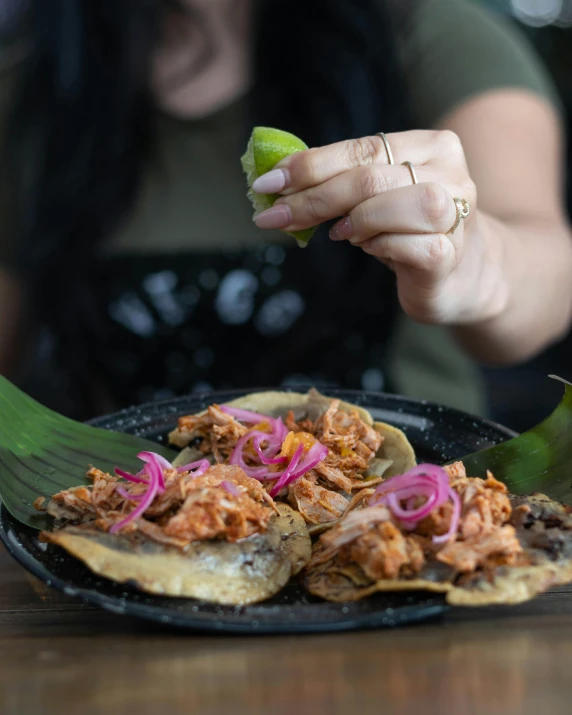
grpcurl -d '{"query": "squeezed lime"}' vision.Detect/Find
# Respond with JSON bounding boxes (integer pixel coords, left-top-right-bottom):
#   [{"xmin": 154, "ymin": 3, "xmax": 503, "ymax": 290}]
[{"xmin": 241, "ymin": 126, "xmax": 317, "ymax": 248}]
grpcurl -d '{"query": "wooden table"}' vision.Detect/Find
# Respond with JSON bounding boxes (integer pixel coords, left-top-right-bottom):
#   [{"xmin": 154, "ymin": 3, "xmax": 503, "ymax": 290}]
[{"xmin": 2, "ymin": 543, "xmax": 572, "ymax": 715}]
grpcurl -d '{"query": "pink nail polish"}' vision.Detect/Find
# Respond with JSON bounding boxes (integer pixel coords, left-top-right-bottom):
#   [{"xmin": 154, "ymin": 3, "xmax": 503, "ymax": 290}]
[
  {"xmin": 329, "ymin": 216, "xmax": 353, "ymax": 241},
  {"xmin": 254, "ymin": 204, "xmax": 292, "ymax": 230},
  {"xmin": 252, "ymin": 169, "xmax": 289, "ymax": 194}
]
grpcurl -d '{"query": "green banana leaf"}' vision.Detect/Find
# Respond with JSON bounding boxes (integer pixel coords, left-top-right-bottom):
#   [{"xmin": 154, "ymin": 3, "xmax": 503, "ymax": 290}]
[
  {"xmin": 0, "ymin": 376, "xmax": 177, "ymax": 530},
  {"xmin": 458, "ymin": 376, "xmax": 572, "ymax": 502}
]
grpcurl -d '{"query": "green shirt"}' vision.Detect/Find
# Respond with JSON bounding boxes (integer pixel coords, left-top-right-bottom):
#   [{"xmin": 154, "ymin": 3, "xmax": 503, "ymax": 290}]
[{"xmin": 0, "ymin": 0, "xmax": 561, "ymax": 415}]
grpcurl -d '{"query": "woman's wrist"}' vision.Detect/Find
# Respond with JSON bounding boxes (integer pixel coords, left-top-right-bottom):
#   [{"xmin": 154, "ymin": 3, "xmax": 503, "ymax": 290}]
[{"xmin": 450, "ymin": 214, "xmax": 572, "ymax": 363}]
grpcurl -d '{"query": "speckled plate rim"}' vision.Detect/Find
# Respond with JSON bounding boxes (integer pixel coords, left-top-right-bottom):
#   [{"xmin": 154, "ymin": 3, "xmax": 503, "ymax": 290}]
[
  {"xmin": 0, "ymin": 387, "xmax": 518, "ymax": 634},
  {"xmin": 86, "ymin": 386, "xmax": 518, "ymax": 446}
]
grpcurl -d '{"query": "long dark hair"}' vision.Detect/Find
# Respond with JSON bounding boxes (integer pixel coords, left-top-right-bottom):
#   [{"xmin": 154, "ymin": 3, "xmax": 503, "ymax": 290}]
[{"xmin": 4, "ymin": 0, "xmax": 411, "ymax": 411}]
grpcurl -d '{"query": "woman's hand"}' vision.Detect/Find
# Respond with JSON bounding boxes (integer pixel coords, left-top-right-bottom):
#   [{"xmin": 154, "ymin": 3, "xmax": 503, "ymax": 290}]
[
  {"xmin": 251, "ymin": 130, "xmax": 505, "ymax": 327},
  {"xmin": 251, "ymin": 90, "xmax": 572, "ymax": 367}
]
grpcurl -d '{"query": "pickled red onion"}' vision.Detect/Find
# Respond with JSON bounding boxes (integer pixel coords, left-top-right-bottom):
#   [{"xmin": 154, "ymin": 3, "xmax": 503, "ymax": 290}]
[
  {"xmin": 268, "ymin": 444, "xmax": 305, "ymax": 497},
  {"xmin": 115, "ymin": 451, "xmax": 173, "ymax": 489},
  {"xmin": 143, "ymin": 452, "xmax": 172, "ymax": 471},
  {"xmin": 253, "ymin": 440, "xmax": 288, "ymax": 465},
  {"xmin": 176, "ymin": 459, "xmax": 210, "ymax": 476},
  {"xmin": 229, "ymin": 421, "xmax": 287, "ymax": 477},
  {"xmin": 220, "ymin": 406, "xmax": 272, "ymax": 423},
  {"xmin": 114, "ymin": 468, "xmax": 148, "ymax": 484},
  {"xmin": 385, "ymin": 485, "xmax": 439, "ymax": 524},
  {"xmin": 221, "ymin": 480, "xmax": 241, "ymax": 497},
  {"xmin": 283, "ymin": 441, "xmax": 328, "ymax": 486},
  {"xmin": 223, "ymin": 406, "xmax": 327, "ymax": 490},
  {"xmin": 110, "ymin": 455, "xmax": 163, "ymax": 533},
  {"xmin": 116, "ymin": 485, "xmax": 145, "ymax": 501},
  {"xmin": 138, "ymin": 451, "xmax": 170, "ymax": 491},
  {"xmin": 433, "ymin": 487, "xmax": 461, "ymax": 544},
  {"xmin": 370, "ymin": 464, "xmax": 460, "ymax": 544},
  {"xmin": 371, "ymin": 465, "xmax": 449, "ymax": 508},
  {"xmin": 229, "ymin": 430, "xmax": 277, "ymax": 479},
  {"xmin": 112, "ymin": 452, "xmax": 183, "ymax": 531}
]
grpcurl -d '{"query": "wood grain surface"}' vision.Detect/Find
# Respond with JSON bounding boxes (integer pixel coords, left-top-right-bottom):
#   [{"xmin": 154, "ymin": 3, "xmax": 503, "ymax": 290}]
[{"xmin": 1, "ymin": 543, "xmax": 572, "ymax": 715}]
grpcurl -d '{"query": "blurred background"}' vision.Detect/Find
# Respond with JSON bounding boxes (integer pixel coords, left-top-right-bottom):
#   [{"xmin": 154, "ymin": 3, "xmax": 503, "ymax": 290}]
[{"xmin": 1, "ymin": 0, "xmax": 571, "ymax": 431}]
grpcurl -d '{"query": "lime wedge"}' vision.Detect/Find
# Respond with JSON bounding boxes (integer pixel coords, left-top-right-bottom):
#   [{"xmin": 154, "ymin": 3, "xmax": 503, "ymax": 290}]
[{"xmin": 241, "ymin": 126, "xmax": 317, "ymax": 248}]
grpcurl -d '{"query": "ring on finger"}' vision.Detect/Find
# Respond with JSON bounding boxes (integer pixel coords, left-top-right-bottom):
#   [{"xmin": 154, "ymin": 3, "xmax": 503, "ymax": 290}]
[
  {"xmin": 401, "ymin": 161, "xmax": 419, "ymax": 185},
  {"xmin": 376, "ymin": 133, "xmax": 395, "ymax": 165},
  {"xmin": 448, "ymin": 197, "xmax": 471, "ymax": 234}
]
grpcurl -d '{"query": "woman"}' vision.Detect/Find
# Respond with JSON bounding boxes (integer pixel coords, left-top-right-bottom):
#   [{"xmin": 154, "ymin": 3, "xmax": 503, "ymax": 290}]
[{"xmin": 0, "ymin": 0, "xmax": 569, "ymax": 420}]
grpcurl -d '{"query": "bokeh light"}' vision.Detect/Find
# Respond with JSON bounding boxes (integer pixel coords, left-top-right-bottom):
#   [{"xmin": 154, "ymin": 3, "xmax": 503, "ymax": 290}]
[{"xmin": 510, "ymin": 0, "xmax": 572, "ymax": 26}]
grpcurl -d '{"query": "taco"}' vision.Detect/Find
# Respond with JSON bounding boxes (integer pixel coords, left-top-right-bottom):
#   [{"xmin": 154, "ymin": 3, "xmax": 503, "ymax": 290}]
[
  {"xmin": 168, "ymin": 389, "xmax": 416, "ymax": 531},
  {"xmin": 303, "ymin": 461, "xmax": 572, "ymax": 606},
  {"xmin": 36, "ymin": 457, "xmax": 311, "ymax": 605}
]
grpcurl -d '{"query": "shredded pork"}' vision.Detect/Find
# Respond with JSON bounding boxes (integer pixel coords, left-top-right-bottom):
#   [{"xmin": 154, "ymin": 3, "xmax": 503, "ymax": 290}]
[
  {"xmin": 346, "ymin": 522, "xmax": 427, "ymax": 580},
  {"xmin": 308, "ymin": 461, "xmax": 526, "ymax": 582},
  {"xmin": 170, "ymin": 405, "xmax": 248, "ymax": 461},
  {"xmin": 37, "ymin": 464, "xmax": 275, "ymax": 548},
  {"xmin": 286, "ymin": 400, "xmax": 383, "ymax": 474},
  {"xmin": 288, "ymin": 474, "xmax": 349, "ymax": 525},
  {"xmin": 279, "ymin": 400, "xmax": 384, "ymax": 522},
  {"xmin": 168, "ymin": 398, "xmax": 386, "ymax": 526},
  {"xmin": 436, "ymin": 526, "xmax": 522, "ymax": 573}
]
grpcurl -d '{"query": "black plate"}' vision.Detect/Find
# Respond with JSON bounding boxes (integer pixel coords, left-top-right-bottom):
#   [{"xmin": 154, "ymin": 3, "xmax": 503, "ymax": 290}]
[{"xmin": 0, "ymin": 388, "xmax": 517, "ymax": 634}]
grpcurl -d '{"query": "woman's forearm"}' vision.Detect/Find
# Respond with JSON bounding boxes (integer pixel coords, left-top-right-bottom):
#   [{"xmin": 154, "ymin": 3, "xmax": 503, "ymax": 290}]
[{"xmin": 451, "ymin": 213, "xmax": 572, "ymax": 365}]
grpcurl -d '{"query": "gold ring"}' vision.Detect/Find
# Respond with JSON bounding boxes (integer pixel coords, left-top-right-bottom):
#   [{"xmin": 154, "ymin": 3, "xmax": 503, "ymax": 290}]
[
  {"xmin": 402, "ymin": 161, "xmax": 418, "ymax": 185},
  {"xmin": 448, "ymin": 197, "xmax": 471, "ymax": 234},
  {"xmin": 376, "ymin": 132, "xmax": 395, "ymax": 165}
]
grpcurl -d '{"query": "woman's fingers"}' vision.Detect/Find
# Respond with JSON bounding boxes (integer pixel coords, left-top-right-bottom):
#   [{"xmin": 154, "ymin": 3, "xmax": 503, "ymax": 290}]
[
  {"xmin": 251, "ymin": 130, "xmax": 464, "ymax": 196},
  {"xmin": 330, "ymin": 183, "xmax": 460, "ymax": 242},
  {"xmin": 254, "ymin": 163, "xmax": 446, "ymax": 232},
  {"xmin": 359, "ymin": 231, "xmax": 459, "ymax": 279}
]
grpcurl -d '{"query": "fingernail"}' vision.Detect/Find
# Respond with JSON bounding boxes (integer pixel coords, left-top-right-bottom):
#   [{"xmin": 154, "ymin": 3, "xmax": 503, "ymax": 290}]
[
  {"xmin": 329, "ymin": 216, "xmax": 353, "ymax": 241},
  {"xmin": 254, "ymin": 204, "xmax": 292, "ymax": 229},
  {"xmin": 252, "ymin": 169, "xmax": 289, "ymax": 194}
]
